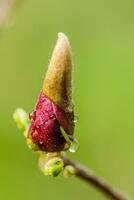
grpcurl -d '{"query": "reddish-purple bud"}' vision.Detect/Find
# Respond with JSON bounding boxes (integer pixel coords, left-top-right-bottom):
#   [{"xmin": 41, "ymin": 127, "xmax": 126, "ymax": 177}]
[
  {"xmin": 28, "ymin": 33, "xmax": 74, "ymax": 152},
  {"xmin": 29, "ymin": 92, "xmax": 74, "ymax": 152}
]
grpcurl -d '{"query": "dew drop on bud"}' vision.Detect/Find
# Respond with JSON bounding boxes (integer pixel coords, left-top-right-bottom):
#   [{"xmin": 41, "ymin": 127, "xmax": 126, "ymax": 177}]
[
  {"xmin": 69, "ymin": 137, "xmax": 79, "ymax": 153},
  {"xmin": 73, "ymin": 115, "xmax": 78, "ymax": 124}
]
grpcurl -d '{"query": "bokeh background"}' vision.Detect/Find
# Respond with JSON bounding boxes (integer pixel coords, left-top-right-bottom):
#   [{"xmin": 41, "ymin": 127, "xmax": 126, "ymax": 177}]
[{"xmin": 0, "ymin": 0, "xmax": 134, "ymax": 199}]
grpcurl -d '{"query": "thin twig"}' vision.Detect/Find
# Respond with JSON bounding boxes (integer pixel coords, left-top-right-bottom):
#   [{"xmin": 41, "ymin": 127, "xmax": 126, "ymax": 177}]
[{"xmin": 63, "ymin": 156, "xmax": 130, "ymax": 200}]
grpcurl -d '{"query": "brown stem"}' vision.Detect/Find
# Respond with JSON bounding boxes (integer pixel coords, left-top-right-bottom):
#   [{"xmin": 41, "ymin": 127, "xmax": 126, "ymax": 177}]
[{"xmin": 63, "ymin": 156, "xmax": 130, "ymax": 200}]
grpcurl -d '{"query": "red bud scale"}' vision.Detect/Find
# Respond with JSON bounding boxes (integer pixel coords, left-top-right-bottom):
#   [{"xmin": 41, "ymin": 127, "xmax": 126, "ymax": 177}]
[{"xmin": 28, "ymin": 33, "xmax": 75, "ymax": 152}]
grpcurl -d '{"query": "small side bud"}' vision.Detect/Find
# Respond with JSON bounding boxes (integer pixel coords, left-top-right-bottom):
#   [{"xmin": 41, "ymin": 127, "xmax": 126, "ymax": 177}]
[
  {"xmin": 13, "ymin": 108, "xmax": 29, "ymax": 133},
  {"xmin": 43, "ymin": 157, "xmax": 63, "ymax": 177},
  {"xmin": 63, "ymin": 165, "xmax": 76, "ymax": 178},
  {"xmin": 39, "ymin": 152, "xmax": 63, "ymax": 177}
]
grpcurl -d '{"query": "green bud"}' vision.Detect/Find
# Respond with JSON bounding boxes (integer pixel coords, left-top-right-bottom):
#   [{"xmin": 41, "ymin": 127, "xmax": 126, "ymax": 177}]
[
  {"xmin": 43, "ymin": 157, "xmax": 63, "ymax": 177},
  {"xmin": 13, "ymin": 108, "xmax": 29, "ymax": 133},
  {"xmin": 63, "ymin": 165, "xmax": 76, "ymax": 178}
]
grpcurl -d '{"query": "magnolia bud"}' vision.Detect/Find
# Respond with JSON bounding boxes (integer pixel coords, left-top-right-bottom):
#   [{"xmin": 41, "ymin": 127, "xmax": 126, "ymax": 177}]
[{"xmin": 28, "ymin": 33, "xmax": 75, "ymax": 152}]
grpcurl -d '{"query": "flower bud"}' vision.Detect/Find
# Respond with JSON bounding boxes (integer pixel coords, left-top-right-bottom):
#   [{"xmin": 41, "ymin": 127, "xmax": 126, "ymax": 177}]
[
  {"xmin": 63, "ymin": 165, "xmax": 76, "ymax": 178},
  {"xmin": 39, "ymin": 152, "xmax": 63, "ymax": 177},
  {"xmin": 28, "ymin": 33, "xmax": 75, "ymax": 152}
]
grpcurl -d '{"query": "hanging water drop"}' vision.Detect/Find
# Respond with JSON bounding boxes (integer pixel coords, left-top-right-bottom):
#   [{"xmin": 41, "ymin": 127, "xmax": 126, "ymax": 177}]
[
  {"xmin": 73, "ymin": 115, "xmax": 78, "ymax": 123},
  {"xmin": 69, "ymin": 137, "xmax": 79, "ymax": 153}
]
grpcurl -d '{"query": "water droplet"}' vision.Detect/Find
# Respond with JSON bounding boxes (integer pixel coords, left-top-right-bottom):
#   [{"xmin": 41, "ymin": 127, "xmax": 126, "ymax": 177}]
[
  {"xmin": 74, "ymin": 115, "xmax": 78, "ymax": 123},
  {"xmin": 29, "ymin": 110, "xmax": 36, "ymax": 120},
  {"xmin": 39, "ymin": 141, "xmax": 43, "ymax": 145},
  {"xmin": 69, "ymin": 137, "xmax": 79, "ymax": 153},
  {"xmin": 50, "ymin": 114, "xmax": 55, "ymax": 119}
]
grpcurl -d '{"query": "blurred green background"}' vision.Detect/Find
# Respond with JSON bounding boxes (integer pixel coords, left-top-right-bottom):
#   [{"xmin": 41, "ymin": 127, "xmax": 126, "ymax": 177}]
[{"xmin": 0, "ymin": 0, "xmax": 134, "ymax": 199}]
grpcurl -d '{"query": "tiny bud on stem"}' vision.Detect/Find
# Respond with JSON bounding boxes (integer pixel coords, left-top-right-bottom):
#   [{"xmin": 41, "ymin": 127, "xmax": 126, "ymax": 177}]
[
  {"xmin": 63, "ymin": 165, "xmax": 76, "ymax": 178},
  {"xmin": 13, "ymin": 108, "xmax": 29, "ymax": 133},
  {"xmin": 39, "ymin": 152, "xmax": 63, "ymax": 177}
]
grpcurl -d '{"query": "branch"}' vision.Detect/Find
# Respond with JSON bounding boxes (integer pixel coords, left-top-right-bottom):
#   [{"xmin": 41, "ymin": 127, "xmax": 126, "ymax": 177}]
[{"xmin": 63, "ymin": 156, "xmax": 130, "ymax": 200}]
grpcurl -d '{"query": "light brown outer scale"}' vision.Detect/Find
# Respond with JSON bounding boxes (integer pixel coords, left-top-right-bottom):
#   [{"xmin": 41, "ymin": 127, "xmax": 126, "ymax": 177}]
[{"xmin": 43, "ymin": 32, "xmax": 74, "ymax": 113}]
